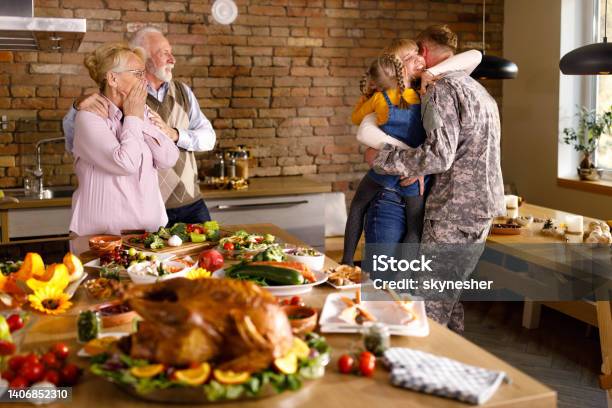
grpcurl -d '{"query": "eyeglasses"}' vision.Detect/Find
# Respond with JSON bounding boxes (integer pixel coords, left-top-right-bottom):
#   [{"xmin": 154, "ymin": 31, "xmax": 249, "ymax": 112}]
[{"xmin": 113, "ymin": 69, "xmax": 146, "ymax": 79}]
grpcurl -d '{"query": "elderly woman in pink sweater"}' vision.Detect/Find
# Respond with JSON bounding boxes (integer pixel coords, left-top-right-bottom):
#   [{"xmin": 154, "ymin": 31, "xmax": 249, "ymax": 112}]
[{"xmin": 70, "ymin": 43, "xmax": 179, "ymax": 236}]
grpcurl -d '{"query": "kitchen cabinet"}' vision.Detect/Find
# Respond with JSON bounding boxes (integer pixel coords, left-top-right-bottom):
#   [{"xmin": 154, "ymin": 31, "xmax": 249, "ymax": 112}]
[
  {"xmin": 207, "ymin": 193, "xmax": 326, "ymax": 251},
  {"xmin": 5, "ymin": 207, "xmax": 72, "ymax": 240}
]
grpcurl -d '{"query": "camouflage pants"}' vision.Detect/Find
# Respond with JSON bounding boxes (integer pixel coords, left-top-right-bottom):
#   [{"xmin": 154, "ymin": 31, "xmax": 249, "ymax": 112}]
[{"xmin": 419, "ymin": 219, "xmax": 491, "ymax": 334}]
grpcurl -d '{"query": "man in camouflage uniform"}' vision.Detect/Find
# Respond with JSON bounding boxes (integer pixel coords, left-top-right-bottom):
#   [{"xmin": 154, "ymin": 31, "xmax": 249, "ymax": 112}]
[{"xmin": 365, "ymin": 25, "xmax": 505, "ymax": 333}]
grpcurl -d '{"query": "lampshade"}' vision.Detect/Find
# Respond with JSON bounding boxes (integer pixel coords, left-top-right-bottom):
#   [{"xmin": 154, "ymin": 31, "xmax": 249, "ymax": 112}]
[
  {"xmin": 473, "ymin": 0, "xmax": 519, "ymax": 80},
  {"xmin": 559, "ymin": 41, "xmax": 612, "ymax": 75},
  {"xmin": 471, "ymin": 53, "xmax": 519, "ymax": 80}
]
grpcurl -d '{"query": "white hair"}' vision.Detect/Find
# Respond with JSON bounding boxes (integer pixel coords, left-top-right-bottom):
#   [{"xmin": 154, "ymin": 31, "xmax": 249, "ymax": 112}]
[{"xmin": 129, "ymin": 26, "xmax": 164, "ymax": 59}]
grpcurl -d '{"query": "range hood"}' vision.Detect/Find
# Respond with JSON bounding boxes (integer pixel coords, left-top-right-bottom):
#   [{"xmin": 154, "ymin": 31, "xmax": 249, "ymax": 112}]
[{"xmin": 0, "ymin": 0, "xmax": 86, "ymax": 52}]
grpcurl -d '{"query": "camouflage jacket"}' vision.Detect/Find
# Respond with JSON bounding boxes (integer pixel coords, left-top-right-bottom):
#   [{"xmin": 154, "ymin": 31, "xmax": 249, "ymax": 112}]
[{"xmin": 372, "ymin": 71, "xmax": 505, "ymax": 221}]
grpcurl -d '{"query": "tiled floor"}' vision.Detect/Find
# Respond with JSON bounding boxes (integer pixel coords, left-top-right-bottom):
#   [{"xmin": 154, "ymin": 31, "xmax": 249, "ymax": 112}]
[{"xmin": 463, "ymin": 301, "xmax": 606, "ymax": 408}]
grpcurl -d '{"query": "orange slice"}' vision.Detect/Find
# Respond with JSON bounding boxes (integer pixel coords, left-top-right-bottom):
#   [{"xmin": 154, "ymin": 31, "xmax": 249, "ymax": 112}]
[
  {"xmin": 175, "ymin": 363, "xmax": 211, "ymax": 385},
  {"xmin": 274, "ymin": 352, "xmax": 297, "ymax": 374},
  {"xmin": 213, "ymin": 369, "xmax": 250, "ymax": 385},
  {"xmin": 130, "ymin": 364, "xmax": 165, "ymax": 379},
  {"xmin": 290, "ymin": 337, "xmax": 310, "ymax": 360},
  {"xmin": 83, "ymin": 337, "xmax": 118, "ymax": 356}
]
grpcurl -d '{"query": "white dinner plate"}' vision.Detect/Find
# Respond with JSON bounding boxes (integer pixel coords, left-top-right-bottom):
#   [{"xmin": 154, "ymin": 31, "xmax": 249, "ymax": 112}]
[
  {"xmin": 318, "ymin": 292, "xmax": 429, "ymax": 337},
  {"xmin": 212, "ymin": 268, "xmax": 328, "ymax": 296},
  {"xmin": 65, "ymin": 272, "xmax": 88, "ymax": 299},
  {"xmin": 84, "ymin": 253, "xmax": 175, "ymax": 270}
]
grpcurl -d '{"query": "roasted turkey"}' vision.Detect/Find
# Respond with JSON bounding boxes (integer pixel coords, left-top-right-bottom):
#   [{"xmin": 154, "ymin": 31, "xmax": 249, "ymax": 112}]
[{"xmin": 122, "ymin": 277, "xmax": 294, "ymax": 373}]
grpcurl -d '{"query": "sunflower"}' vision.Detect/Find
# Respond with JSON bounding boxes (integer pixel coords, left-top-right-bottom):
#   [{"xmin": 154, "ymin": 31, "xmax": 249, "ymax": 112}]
[
  {"xmin": 28, "ymin": 286, "xmax": 72, "ymax": 315},
  {"xmin": 186, "ymin": 268, "xmax": 211, "ymax": 280}
]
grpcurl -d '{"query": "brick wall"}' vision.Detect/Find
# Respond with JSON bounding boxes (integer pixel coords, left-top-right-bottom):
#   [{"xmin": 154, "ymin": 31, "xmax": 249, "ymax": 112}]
[{"xmin": 0, "ymin": 0, "xmax": 504, "ymax": 204}]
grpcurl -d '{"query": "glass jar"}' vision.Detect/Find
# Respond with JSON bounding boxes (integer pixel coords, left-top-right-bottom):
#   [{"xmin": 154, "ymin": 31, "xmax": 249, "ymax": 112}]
[
  {"xmin": 77, "ymin": 310, "xmax": 100, "ymax": 343},
  {"xmin": 224, "ymin": 151, "xmax": 236, "ymax": 178},
  {"xmin": 234, "ymin": 145, "xmax": 250, "ymax": 180},
  {"xmin": 362, "ymin": 322, "xmax": 390, "ymax": 356}
]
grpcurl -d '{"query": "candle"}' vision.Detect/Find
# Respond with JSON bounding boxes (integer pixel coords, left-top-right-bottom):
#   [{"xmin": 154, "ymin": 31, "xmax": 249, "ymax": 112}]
[
  {"xmin": 507, "ymin": 208, "xmax": 519, "ymax": 219},
  {"xmin": 505, "ymin": 195, "xmax": 519, "ymax": 209},
  {"xmin": 565, "ymin": 215, "xmax": 584, "ymax": 234}
]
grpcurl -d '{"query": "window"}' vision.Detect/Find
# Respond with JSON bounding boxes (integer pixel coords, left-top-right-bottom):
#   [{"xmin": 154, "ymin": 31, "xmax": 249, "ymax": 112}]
[{"xmin": 596, "ymin": 0, "xmax": 612, "ymax": 170}]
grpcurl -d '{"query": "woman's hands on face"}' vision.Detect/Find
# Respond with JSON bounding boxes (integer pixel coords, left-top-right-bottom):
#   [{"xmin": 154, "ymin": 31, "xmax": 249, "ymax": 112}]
[
  {"xmin": 123, "ymin": 79, "xmax": 147, "ymax": 119},
  {"xmin": 148, "ymin": 110, "xmax": 179, "ymax": 142}
]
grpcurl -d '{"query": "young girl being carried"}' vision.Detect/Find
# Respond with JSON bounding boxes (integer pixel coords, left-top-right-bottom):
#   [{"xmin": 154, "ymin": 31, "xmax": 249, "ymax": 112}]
[{"xmin": 341, "ymin": 40, "xmax": 482, "ymax": 265}]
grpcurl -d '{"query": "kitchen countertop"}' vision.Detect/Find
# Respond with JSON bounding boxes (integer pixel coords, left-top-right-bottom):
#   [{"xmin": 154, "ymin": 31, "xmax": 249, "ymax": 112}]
[
  {"xmin": 0, "ymin": 176, "xmax": 332, "ymax": 210},
  {"xmin": 14, "ymin": 223, "xmax": 555, "ymax": 408}
]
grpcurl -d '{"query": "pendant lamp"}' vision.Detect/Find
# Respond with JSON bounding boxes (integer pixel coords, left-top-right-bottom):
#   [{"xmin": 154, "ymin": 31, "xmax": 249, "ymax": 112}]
[
  {"xmin": 471, "ymin": 0, "xmax": 519, "ymax": 80},
  {"xmin": 560, "ymin": 0, "xmax": 611, "ymax": 75}
]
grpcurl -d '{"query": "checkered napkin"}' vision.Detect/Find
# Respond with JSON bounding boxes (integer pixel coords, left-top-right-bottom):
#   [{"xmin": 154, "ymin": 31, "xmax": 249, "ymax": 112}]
[{"xmin": 383, "ymin": 348, "xmax": 510, "ymax": 405}]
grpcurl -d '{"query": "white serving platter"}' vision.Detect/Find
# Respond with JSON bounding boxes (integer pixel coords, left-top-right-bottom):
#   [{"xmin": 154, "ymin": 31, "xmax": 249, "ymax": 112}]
[{"xmin": 318, "ymin": 292, "xmax": 429, "ymax": 337}]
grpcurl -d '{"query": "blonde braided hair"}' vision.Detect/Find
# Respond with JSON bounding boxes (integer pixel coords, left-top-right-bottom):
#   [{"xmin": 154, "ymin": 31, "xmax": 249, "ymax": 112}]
[{"xmin": 360, "ymin": 54, "xmax": 410, "ymax": 109}]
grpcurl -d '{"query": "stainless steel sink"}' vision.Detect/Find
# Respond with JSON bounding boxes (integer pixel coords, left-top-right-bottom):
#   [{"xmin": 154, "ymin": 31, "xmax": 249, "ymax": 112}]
[{"xmin": 3, "ymin": 185, "xmax": 75, "ymax": 201}]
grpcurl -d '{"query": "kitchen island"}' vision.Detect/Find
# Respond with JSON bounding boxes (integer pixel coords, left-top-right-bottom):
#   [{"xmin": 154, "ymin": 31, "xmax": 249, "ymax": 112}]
[{"xmin": 13, "ymin": 224, "xmax": 556, "ymax": 408}]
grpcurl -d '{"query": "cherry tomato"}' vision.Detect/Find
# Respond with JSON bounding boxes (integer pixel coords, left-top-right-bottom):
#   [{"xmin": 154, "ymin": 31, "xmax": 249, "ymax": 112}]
[
  {"xmin": 358, "ymin": 351, "xmax": 376, "ymax": 377},
  {"xmin": 1, "ymin": 370, "xmax": 15, "ymax": 382},
  {"xmin": 6, "ymin": 314, "xmax": 23, "ymax": 333},
  {"xmin": 41, "ymin": 352, "xmax": 59, "ymax": 369},
  {"xmin": 43, "ymin": 370, "xmax": 61, "ymax": 386},
  {"xmin": 337, "ymin": 354, "xmax": 354, "ymax": 374},
  {"xmin": 20, "ymin": 361, "xmax": 44, "ymax": 383},
  {"xmin": 23, "ymin": 353, "xmax": 39, "ymax": 366},
  {"xmin": 8, "ymin": 355, "xmax": 25, "ymax": 372},
  {"xmin": 9, "ymin": 377, "xmax": 28, "ymax": 389},
  {"xmin": 254, "ymin": 237, "xmax": 263, "ymax": 243},
  {"xmin": 60, "ymin": 364, "xmax": 80, "ymax": 386},
  {"xmin": 290, "ymin": 296, "xmax": 303, "ymax": 306},
  {"xmin": 223, "ymin": 242, "xmax": 235, "ymax": 251},
  {"xmin": 52, "ymin": 343, "xmax": 70, "ymax": 360},
  {"xmin": 279, "ymin": 298, "xmax": 290, "ymax": 306},
  {"xmin": 0, "ymin": 340, "xmax": 16, "ymax": 356}
]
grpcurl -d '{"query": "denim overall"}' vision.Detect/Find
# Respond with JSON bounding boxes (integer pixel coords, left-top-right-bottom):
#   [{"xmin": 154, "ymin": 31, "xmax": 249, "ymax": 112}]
[
  {"xmin": 366, "ymin": 90, "xmax": 429, "ymax": 196},
  {"xmin": 365, "ymin": 90, "xmax": 430, "ymax": 244}
]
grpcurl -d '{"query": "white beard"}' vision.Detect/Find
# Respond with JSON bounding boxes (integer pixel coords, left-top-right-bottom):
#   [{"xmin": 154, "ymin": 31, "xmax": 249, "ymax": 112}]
[{"xmin": 154, "ymin": 63, "xmax": 174, "ymax": 82}]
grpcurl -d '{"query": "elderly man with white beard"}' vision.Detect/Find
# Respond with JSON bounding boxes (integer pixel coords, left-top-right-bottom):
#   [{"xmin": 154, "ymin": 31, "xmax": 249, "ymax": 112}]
[{"xmin": 63, "ymin": 27, "xmax": 216, "ymax": 225}]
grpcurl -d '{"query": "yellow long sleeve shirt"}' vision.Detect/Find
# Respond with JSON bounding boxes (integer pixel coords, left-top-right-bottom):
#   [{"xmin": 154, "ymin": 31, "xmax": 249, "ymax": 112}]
[{"xmin": 351, "ymin": 88, "xmax": 421, "ymax": 126}]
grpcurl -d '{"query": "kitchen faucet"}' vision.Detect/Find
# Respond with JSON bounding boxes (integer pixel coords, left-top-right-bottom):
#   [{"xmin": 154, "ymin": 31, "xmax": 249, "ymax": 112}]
[{"xmin": 25, "ymin": 137, "xmax": 66, "ymax": 198}]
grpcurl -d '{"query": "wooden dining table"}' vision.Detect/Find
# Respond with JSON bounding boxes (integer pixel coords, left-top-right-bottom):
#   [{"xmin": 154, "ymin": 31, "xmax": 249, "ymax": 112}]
[
  {"xmin": 480, "ymin": 203, "xmax": 611, "ymax": 405},
  {"xmin": 11, "ymin": 223, "xmax": 557, "ymax": 408}
]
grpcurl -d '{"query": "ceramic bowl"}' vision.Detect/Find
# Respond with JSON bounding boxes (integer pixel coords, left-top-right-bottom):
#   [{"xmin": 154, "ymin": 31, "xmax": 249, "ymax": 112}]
[
  {"xmin": 91, "ymin": 300, "xmax": 138, "ymax": 328},
  {"xmin": 282, "ymin": 305, "xmax": 318, "ymax": 335},
  {"xmin": 89, "ymin": 235, "xmax": 122, "ymax": 257},
  {"xmin": 283, "ymin": 247, "xmax": 326, "ymax": 271}
]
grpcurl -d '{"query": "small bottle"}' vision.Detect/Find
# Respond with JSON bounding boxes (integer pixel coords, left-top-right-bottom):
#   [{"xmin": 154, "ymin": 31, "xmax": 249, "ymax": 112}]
[
  {"xmin": 214, "ymin": 152, "xmax": 225, "ymax": 178},
  {"xmin": 362, "ymin": 322, "xmax": 390, "ymax": 356},
  {"xmin": 77, "ymin": 310, "xmax": 101, "ymax": 343}
]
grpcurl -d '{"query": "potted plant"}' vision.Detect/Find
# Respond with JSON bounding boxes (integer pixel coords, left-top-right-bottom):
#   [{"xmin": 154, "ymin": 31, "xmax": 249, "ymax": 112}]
[{"xmin": 562, "ymin": 106, "xmax": 612, "ymax": 181}]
